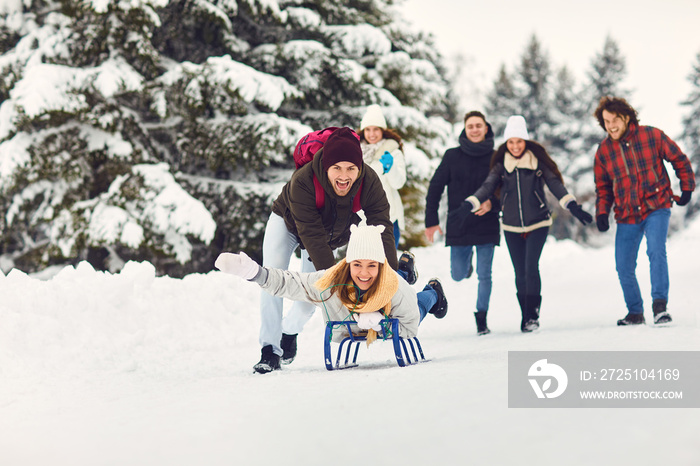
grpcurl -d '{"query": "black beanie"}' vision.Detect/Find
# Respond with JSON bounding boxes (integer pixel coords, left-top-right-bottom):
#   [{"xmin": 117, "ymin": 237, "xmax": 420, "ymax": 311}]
[{"xmin": 322, "ymin": 127, "xmax": 362, "ymax": 172}]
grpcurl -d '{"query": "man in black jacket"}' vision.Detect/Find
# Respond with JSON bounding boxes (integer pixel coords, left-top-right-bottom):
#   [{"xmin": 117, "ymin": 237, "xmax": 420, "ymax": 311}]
[{"xmin": 424, "ymin": 111, "xmax": 500, "ymax": 335}]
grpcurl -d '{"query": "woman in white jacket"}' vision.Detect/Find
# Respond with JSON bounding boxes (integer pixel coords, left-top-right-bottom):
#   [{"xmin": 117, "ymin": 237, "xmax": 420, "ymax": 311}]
[
  {"xmin": 358, "ymin": 105, "xmax": 407, "ymax": 248},
  {"xmin": 216, "ymin": 223, "xmax": 448, "ymax": 374}
]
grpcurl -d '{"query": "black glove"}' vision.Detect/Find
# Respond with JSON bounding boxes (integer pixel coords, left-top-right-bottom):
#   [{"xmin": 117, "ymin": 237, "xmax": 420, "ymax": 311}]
[
  {"xmin": 567, "ymin": 202, "xmax": 593, "ymax": 225},
  {"xmin": 447, "ymin": 200, "xmax": 475, "ymax": 230},
  {"xmin": 676, "ymin": 191, "xmax": 692, "ymax": 206},
  {"xmin": 596, "ymin": 214, "xmax": 609, "ymax": 232}
]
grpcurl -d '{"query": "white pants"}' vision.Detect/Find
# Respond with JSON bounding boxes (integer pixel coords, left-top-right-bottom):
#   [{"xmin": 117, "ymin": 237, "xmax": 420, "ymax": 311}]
[{"xmin": 259, "ymin": 213, "xmax": 318, "ymax": 355}]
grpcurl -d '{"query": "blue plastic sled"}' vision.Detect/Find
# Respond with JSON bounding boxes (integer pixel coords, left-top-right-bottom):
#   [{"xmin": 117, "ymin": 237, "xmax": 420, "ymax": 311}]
[{"xmin": 323, "ymin": 318, "xmax": 427, "ymax": 370}]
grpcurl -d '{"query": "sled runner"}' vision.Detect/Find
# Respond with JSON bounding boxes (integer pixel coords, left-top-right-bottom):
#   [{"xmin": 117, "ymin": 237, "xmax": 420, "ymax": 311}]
[{"xmin": 323, "ymin": 318, "xmax": 427, "ymax": 370}]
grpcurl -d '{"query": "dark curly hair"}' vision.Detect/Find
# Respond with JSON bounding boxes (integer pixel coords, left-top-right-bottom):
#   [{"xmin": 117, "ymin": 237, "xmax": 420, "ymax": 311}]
[{"xmin": 593, "ymin": 96, "xmax": 639, "ymax": 131}]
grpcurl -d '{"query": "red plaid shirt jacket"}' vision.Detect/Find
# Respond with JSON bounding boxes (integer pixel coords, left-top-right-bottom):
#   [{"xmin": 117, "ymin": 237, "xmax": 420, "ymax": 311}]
[{"xmin": 594, "ymin": 123, "xmax": 696, "ymax": 224}]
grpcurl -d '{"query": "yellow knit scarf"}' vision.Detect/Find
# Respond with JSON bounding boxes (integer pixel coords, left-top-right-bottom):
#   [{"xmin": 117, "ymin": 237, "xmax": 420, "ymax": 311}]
[{"xmin": 315, "ymin": 261, "xmax": 399, "ymax": 345}]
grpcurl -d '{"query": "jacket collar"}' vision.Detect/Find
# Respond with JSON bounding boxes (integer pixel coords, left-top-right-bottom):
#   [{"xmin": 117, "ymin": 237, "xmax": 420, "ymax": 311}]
[
  {"xmin": 606, "ymin": 122, "xmax": 639, "ymax": 145},
  {"xmin": 361, "ymin": 138, "xmax": 399, "ymax": 161},
  {"xmin": 504, "ymin": 150, "xmax": 538, "ymax": 172}
]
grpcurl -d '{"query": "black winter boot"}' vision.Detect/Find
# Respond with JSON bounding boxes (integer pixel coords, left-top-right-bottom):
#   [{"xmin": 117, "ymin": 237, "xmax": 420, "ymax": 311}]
[
  {"xmin": 427, "ymin": 278, "xmax": 448, "ymax": 319},
  {"xmin": 280, "ymin": 333, "xmax": 298, "ymax": 365},
  {"xmin": 522, "ymin": 295, "xmax": 541, "ymax": 333},
  {"xmin": 652, "ymin": 299, "xmax": 672, "ymax": 324},
  {"xmin": 474, "ymin": 311, "xmax": 490, "ymax": 335},
  {"xmin": 253, "ymin": 345, "xmax": 281, "ymax": 374},
  {"xmin": 617, "ymin": 312, "xmax": 645, "ymax": 326},
  {"xmin": 517, "ymin": 293, "xmax": 528, "ymax": 332},
  {"xmin": 398, "ymin": 251, "xmax": 418, "ymax": 285}
]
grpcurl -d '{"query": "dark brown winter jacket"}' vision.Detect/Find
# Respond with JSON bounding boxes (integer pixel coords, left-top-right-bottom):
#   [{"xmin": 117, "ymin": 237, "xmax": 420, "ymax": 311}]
[{"xmin": 271, "ymin": 148, "xmax": 397, "ymax": 271}]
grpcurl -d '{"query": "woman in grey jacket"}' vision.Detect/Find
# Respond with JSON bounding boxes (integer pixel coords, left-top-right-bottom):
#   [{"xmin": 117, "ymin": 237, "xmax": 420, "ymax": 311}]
[
  {"xmin": 215, "ymin": 223, "xmax": 448, "ymax": 374},
  {"xmin": 460, "ymin": 116, "xmax": 592, "ymax": 333}
]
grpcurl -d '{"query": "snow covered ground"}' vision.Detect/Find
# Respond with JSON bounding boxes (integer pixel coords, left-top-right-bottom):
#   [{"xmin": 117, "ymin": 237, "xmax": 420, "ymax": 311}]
[{"xmin": 2, "ymin": 215, "xmax": 700, "ymax": 466}]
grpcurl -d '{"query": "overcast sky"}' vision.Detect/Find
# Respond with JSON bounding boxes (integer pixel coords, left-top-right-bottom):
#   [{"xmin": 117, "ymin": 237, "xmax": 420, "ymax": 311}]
[{"xmin": 401, "ymin": 0, "xmax": 700, "ymax": 138}]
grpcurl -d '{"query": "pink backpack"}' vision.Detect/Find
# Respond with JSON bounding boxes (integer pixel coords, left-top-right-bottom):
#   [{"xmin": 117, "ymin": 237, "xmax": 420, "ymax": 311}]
[{"xmin": 292, "ymin": 127, "xmax": 363, "ymax": 213}]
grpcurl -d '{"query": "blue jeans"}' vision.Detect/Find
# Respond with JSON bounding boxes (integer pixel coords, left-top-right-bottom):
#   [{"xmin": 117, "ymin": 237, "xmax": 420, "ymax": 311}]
[
  {"xmin": 260, "ymin": 213, "xmax": 318, "ymax": 356},
  {"xmin": 615, "ymin": 208, "xmax": 670, "ymax": 314},
  {"xmin": 417, "ymin": 284, "xmax": 437, "ymax": 323},
  {"xmin": 450, "ymin": 244, "xmax": 495, "ymax": 312}
]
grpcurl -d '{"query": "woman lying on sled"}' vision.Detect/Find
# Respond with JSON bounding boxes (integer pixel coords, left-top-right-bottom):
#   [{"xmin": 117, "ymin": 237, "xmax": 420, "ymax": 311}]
[{"xmin": 215, "ymin": 223, "xmax": 448, "ymax": 373}]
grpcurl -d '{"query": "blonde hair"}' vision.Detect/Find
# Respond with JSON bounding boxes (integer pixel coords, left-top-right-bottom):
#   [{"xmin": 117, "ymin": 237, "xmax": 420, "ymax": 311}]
[{"xmin": 319, "ymin": 260, "xmax": 385, "ymax": 308}]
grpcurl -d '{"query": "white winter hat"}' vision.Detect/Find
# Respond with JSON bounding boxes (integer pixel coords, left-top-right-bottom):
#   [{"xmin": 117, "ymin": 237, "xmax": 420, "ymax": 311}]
[
  {"xmin": 345, "ymin": 223, "xmax": 386, "ymax": 264},
  {"xmin": 503, "ymin": 115, "xmax": 530, "ymax": 141},
  {"xmin": 360, "ymin": 104, "xmax": 387, "ymax": 130}
]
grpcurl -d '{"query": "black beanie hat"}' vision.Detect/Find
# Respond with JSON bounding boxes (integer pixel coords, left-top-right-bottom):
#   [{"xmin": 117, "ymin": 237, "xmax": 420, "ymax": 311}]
[{"xmin": 322, "ymin": 127, "xmax": 362, "ymax": 172}]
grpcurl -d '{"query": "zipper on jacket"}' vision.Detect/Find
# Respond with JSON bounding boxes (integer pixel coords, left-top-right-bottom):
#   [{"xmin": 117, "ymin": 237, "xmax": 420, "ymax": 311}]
[
  {"xmin": 613, "ymin": 142, "xmax": 633, "ymax": 216},
  {"xmin": 516, "ymin": 169, "xmax": 525, "ymax": 227},
  {"xmin": 619, "ymin": 142, "xmax": 631, "ymax": 177},
  {"xmin": 534, "ymin": 191, "xmax": 545, "ymax": 208}
]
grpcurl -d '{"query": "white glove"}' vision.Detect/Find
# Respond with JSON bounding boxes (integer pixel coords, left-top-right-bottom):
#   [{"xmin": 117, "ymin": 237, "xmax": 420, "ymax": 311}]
[
  {"xmin": 215, "ymin": 252, "xmax": 260, "ymax": 280},
  {"xmin": 356, "ymin": 311, "xmax": 384, "ymax": 331}
]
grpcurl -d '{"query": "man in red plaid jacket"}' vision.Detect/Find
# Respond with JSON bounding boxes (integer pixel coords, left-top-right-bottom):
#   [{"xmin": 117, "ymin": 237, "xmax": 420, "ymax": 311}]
[{"xmin": 593, "ymin": 97, "xmax": 695, "ymax": 327}]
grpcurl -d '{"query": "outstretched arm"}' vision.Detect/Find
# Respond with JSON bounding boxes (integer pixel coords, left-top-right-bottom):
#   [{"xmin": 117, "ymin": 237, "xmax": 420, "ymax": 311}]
[{"xmin": 216, "ymin": 252, "xmax": 325, "ymax": 303}]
